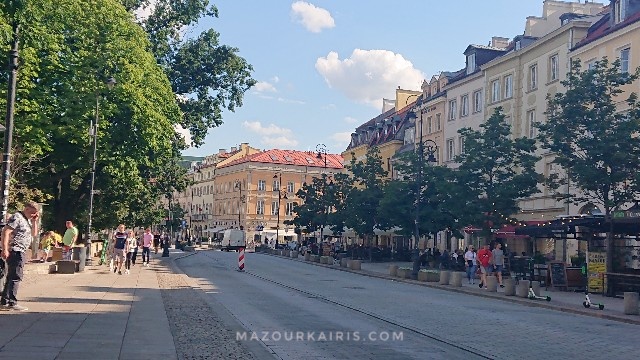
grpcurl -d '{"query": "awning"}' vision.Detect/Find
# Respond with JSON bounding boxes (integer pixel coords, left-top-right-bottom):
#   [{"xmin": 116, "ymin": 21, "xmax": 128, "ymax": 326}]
[{"xmin": 463, "ymin": 226, "xmax": 481, "ymax": 234}]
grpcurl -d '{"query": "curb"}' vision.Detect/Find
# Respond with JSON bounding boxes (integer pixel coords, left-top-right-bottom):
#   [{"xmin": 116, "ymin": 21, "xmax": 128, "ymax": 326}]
[{"xmin": 261, "ymin": 252, "xmax": 640, "ymax": 326}]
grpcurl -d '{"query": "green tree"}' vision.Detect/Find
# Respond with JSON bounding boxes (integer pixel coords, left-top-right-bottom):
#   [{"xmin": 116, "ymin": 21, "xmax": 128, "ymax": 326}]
[
  {"xmin": 378, "ymin": 150, "xmax": 461, "ymax": 241},
  {"xmin": 127, "ymin": 0, "xmax": 256, "ymax": 145},
  {"xmin": 537, "ymin": 58, "xmax": 640, "ymax": 278},
  {"xmin": 456, "ymin": 108, "xmax": 541, "ymax": 240},
  {"xmin": 342, "ymin": 147, "xmax": 387, "ymax": 258},
  {"xmin": 0, "ymin": 0, "xmax": 185, "ymax": 234}
]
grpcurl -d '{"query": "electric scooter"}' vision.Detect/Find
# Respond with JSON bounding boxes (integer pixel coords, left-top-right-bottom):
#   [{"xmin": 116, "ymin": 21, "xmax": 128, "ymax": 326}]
[
  {"xmin": 528, "ymin": 283, "xmax": 551, "ymax": 301},
  {"xmin": 582, "ymin": 291, "xmax": 605, "ymax": 310}
]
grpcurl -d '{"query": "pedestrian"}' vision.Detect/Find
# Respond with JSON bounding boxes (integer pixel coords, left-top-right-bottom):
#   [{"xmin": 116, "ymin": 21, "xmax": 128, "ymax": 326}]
[
  {"xmin": 142, "ymin": 227, "xmax": 153, "ymax": 266},
  {"xmin": 131, "ymin": 232, "xmax": 139, "ymax": 266},
  {"xmin": 153, "ymin": 231, "xmax": 160, "ymax": 254},
  {"xmin": 1, "ymin": 201, "xmax": 40, "ymax": 311},
  {"xmin": 113, "ymin": 224, "xmax": 127, "ymax": 275},
  {"xmin": 125, "ymin": 230, "xmax": 137, "ymax": 275},
  {"xmin": 464, "ymin": 246, "xmax": 477, "ymax": 284},
  {"xmin": 492, "ymin": 242, "xmax": 505, "ymax": 288},
  {"xmin": 38, "ymin": 231, "xmax": 59, "ymax": 263},
  {"xmin": 62, "ymin": 220, "xmax": 78, "ymax": 261},
  {"xmin": 477, "ymin": 244, "xmax": 493, "ymax": 289}
]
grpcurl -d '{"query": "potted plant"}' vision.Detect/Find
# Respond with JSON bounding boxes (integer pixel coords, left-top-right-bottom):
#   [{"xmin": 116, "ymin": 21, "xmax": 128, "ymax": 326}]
[
  {"xmin": 418, "ymin": 269, "xmax": 440, "ymax": 282},
  {"xmin": 397, "ymin": 267, "xmax": 412, "ymax": 279}
]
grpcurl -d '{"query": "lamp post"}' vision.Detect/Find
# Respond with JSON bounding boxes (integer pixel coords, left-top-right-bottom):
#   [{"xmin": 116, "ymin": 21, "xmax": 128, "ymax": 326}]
[
  {"xmin": 316, "ymin": 143, "xmax": 328, "ymax": 169},
  {"xmin": 273, "ymin": 173, "xmax": 287, "ymax": 249},
  {"xmin": 234, "ymin": 179, "xmax": 245, "ymax": 229},
  {"xmin": 0, "ymin": 23, "xmax": 19, "ymax": 225},
  {"xmin": 85, "ymin": 76, "xmax": 116, "ymax": 265},
  {"xmin": 412, "ymin": 108, "xmax": 437, "ymax": 278}
]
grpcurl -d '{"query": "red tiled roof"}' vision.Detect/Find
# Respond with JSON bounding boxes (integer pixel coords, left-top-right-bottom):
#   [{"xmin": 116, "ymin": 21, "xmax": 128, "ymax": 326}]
[
  {"xmin": 573, "ymin": 11, "xmax": 640, "ymax": 50},
  {"xmin": 219, "ymin": 149, "xmax": 344, "ymax": 169}
]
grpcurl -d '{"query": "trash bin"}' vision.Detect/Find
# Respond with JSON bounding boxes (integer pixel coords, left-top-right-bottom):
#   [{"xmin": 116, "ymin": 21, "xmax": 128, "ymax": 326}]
[{"xmin": 72, "ymin": 246, "xmax": 86, "ymax": 272}]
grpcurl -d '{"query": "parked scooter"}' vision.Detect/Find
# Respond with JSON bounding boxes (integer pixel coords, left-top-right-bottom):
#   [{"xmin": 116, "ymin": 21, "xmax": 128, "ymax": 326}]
[
  {"xmin": 527, "ymin": 283, "xmax": 551, "ymax": 301},
  {"xmin": 582, "ymin": 291, "xmax": 605, "ymax": 310}
]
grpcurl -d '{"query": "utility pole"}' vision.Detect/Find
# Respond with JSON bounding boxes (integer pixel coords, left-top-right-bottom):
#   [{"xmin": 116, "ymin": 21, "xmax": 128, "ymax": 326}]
[{"xmin": 0, "ymin": 23, "xmax": 19, "ymax": 225}]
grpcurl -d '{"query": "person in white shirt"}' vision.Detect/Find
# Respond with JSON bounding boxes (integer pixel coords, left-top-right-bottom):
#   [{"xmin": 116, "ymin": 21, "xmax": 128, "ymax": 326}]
[{"xmin": 464, "ymin": 246, "xmax": 477, "ymax": 284}]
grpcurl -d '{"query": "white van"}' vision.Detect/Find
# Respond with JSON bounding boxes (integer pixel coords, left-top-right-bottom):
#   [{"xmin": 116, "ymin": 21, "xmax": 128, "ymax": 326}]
[{"xmin": 221, "ymin": 229, "xmax": 246, "ymax": 251}]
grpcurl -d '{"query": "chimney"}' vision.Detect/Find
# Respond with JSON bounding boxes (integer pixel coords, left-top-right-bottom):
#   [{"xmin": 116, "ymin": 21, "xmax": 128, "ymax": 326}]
[
  {"xmin": 240, "ymin": 142, "xmax": 249, "ymax": 149},
  {"xmin": 231, "ymin": 146, "xmax": 237, "ymax": 152},
  {"xmin": 218, "ymin": 148, "xmax": 226, "ymax": 154},
  {"xmin": 491, "ymin": 36, "xmax": 510, "ymax": 49}
]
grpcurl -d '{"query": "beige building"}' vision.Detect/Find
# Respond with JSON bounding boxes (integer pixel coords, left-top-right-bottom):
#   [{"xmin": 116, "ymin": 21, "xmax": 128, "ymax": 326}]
[{"xmin": 213, "ymin": 149, "xmax": 343, "ymax": 247}]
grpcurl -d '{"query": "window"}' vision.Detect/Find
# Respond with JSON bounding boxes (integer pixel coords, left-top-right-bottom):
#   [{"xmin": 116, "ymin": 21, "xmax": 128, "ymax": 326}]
[
  {"xmin": 473, "ymin": 90, "xmax": 482, "ymax": 113},
  {"xmin": 491, "ymin": 80, "xmax": 500, "ymax": 103},
  {"xmin": 515, "ymin": 41, "xmax": 521, "ymax": 51},
  {"xmin": 287, "ymin": 181, "xmax": 295, "ymax": 193},
  {"xmin": 448, "ymin": 100, "xmax": 457, "ymax": 121},
  {"xmin": 436, "ymin": 114, "xmax": 441, "ymax": 131},
  {"xmin": 550, "ymin": 54, "xmax": 559, "ymax": 81},
  {"xmin": 271, "ymin": 201, "xmax": 279, "ymax": 216},
  {"xmin": 587, "ymin": 59, "xmax": 596, "ymax": 70},
  {"xmin": 458, "ymin": 136, "xmax": 465, "ymax": 155},
  {"xmin": 403, "ymin": 127, "xmax": 414, "ymax": 145},
  {"xmin": 285, "ymin": 202, "xmax": 298, "ymax": 216},
  {"xmin": 446, "ymin": 139, "xmax": 455, "ymax": 161},
  {"xmin": 272, "ymin": 179, "xmax": 280, "ymax": 191},
  {"xmin": 527, "ymin": 110, "xmax": 536, "ymax": 138},
  {"xmin": 257, "ymin": 180, "xmax": 266, "ymax": 191},
  {"xmin": 466, "ymin": 53, "xmax": 476, "ymax": 75},
  {"xmin": 529, "ymin": 64, "xmax": 538, "ymax": 90},
  {"xmin": 427, "ymin": 117, "xmax": 433, "ymax": 134},
  {"xmin": 461, "ymin": 94, "xmax": 469, "ymax": 117},
  {"xmin": 256, "ymin": 200, "xmax": 264, "ymax": 215},
  {"xmin": 504, "ymin": 75, "xmax": 513, "ymax": 99},
  {"xmin": 620, "ymin": 47, "xmax": 630, "ymax": 73}
]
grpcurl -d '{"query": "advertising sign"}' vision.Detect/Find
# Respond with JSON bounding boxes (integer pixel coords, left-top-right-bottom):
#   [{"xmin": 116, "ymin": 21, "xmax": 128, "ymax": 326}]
[{"xmin": 587, "ymin": 251, "xmax": 607, "ymax": 293}]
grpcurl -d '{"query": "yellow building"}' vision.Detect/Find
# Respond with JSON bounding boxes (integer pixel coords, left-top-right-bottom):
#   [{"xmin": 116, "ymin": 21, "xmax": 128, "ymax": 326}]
[{"xmin": 213, "ymin": 149, "xmax": 343, "ymax": 247}]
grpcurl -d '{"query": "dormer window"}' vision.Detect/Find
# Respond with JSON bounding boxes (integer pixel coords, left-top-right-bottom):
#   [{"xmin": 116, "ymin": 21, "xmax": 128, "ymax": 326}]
[
  {"xmin": 515, "ymin": 41, "xmax": 521, "ymax": 51},
  {"xmin": 614, "ymin": 0, "xmax": 627, "ymax": 24},
  {"xmin": 466, "ymin": 53, "xmax": 476, "ymax": 75}
]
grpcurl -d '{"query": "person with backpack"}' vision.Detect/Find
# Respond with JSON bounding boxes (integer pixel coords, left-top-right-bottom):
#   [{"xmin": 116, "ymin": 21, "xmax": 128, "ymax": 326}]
[{"xmin": 477, "ymin": 244, "xmax": 493, "ymax": 289}]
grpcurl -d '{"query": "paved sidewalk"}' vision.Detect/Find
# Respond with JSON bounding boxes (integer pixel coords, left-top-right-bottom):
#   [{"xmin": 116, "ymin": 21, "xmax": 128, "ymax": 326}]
[
  {"xmin": 0, "ymin": 255, "xmax": 177, "ymax": 360},
  {"xmin": 0, "ymin": 249, "xmax": 276, "ymax": 360},
  {"xmin": 266, "ymin": 253, "xmax": 640, "ymax": 325}
]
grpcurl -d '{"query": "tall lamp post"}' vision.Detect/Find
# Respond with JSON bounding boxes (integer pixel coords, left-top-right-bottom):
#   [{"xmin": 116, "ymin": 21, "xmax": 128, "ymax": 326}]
[
  {"xmin": 316, "ymin": 143, "xmax": 328, "ymax": 169},
  {"xmin": 412, "ymin": 108, "xmax": 437, "ymax": 278},
  {"xmin": 85, "ymin": 76, "xmax": 116, "ymax": 265},
  {"xmin": 273, "ymin": 173, "xmax": 287, "ymax": 249},
  {"xmin": 234, "ymin": 179, "xmax": 245, "ymax": 229}
]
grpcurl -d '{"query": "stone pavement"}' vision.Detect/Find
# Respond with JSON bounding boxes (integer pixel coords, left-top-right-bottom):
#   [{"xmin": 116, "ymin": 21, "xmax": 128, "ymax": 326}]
[
  {"xmin": 0, "ymin": 249, "xmax": 273, "ymax": 360},
  {"xmin": 267, "ymin": 253, "xmax": 640, "ymax": 325}
]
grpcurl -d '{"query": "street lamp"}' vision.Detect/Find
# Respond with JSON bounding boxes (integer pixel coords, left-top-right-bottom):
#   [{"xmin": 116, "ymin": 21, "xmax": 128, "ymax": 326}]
[
  {"xmin": 234, "ymin": 179, "xmax": 245, "ymax": 229},
  {"xmin": 411, "ymin": 108, "xmax": 437, "ymax": 278},
  {"xmin": 316, "ymin": 143, "xmax": 328, "ymax": 169},
  {"xmin": 85, "ymin": 76, "xmax": 116, "ymax": 265},
  {"xmin": 273, "ymin": 173, "xmax": 287, "ymax": 248},
  {"xmin": 318, "ymin": 175, "xmax": 334, "ymax": 247}
]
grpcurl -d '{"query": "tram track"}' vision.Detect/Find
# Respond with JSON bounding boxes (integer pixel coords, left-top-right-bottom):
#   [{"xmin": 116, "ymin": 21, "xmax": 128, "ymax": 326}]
[{"xmin": 195, "ymin": 251, "xmax": 493, "ymax": 359}]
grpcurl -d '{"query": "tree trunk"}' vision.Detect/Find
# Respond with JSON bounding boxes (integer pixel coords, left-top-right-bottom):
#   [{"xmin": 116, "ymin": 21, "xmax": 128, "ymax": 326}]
[{"xmin": 605, "ymin": 211, "xmax": 614, "ymax": 296}]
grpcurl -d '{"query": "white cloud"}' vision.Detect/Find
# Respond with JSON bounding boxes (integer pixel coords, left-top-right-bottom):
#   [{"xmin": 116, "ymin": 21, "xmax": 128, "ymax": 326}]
[
  {"xmin": 254, "ymin": 81, "xmax": 277, "ymax": 93},
  {"xmin": 291, "ymin": 1, "xmax": 335, "ymax": 33},
  {"xmin": 174, "ymin": 124, "xmax": 192, "ymax": 147},
  {"xmin": 315, "ymin": 49, "xmax": 424, "ymax": 108},
  {"xmin": 344, "ymin": 116, "xmax": 359, "ymax": 124},
  {"xmin": 277, "ymin": 97, "xmax": 305, "ymax": 104},
  {"xmin": 271, "ymin": 76, "xmax": 280, "ymax": 83},
  {"xmin": 242, "ymin": 121, "xmax": 299, "ymax": 148},
  {"xmin": 330, "ymin": 131, "xmax": 353, "ymax": 146},
  {"xmin": 134, "ymin": 0, "xmax": 157, "ymax": 21}
]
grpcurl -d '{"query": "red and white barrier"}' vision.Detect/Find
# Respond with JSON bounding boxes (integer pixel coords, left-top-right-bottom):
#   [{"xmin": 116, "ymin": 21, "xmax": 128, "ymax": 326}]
[{"xmin": 238, "ymin": 247, "xmax": 245, "ymax": 272}]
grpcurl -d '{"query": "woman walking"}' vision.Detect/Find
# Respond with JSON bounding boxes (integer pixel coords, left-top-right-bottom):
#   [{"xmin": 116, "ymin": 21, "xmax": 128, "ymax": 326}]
[
  {"xmin": 464, "ymin": 246, "xmax": 477, "ymax": 284},
  {"xmin": 125, "ymin": 230, "xmax": 137, "ymax": 275}
]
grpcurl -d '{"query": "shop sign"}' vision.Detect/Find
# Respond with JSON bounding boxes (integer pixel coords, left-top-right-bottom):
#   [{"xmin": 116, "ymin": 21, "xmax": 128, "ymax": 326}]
[{"xmin": 587, "ymin": 251, "xmax": 607, "ymax": 293}]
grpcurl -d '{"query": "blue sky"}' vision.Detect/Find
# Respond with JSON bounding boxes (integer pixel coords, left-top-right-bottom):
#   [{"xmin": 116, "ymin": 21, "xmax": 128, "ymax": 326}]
[{"xmin": 182, "ymin": 0, "xmax": 546, "ymax": 157}]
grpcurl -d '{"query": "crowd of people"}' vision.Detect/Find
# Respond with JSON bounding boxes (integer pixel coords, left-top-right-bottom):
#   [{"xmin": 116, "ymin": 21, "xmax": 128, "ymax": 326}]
[{"xmin": 108, "ymin": 225, "xmax": 166, "ymax": 275}]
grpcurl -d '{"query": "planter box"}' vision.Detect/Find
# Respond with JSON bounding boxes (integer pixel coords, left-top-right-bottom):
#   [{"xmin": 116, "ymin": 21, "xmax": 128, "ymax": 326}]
[
  {"xmin": 311, "ymin": 255, "xmax": 320, "ymax": 263},
  {"xmin": 397, "ymin": 269, "xmax": 412, "ymax": 279},
  {"xmin": 349, "ymin": 260, "xmax": 362, "ymax": 270},
  {"xmin": 290, "ymin": 251, "xmax": 298, "ymax": 258},
  {"xmin": 389, "ymin": 265, "xmax": 399, "ymax": 277},
  {"xmin": 418, "ymin": 271, "xmax": 429, "ymax": 282},
  {"xmin": 304, "ymin": 253, "xmax": 311, "ymax": 261},
  {"xmin": 426, "ymin": 272, "xmax": 440, "ymax": 282},
  {"xmin": 340, "ymin": 258, "xmax": 349, "ymax": 267}
]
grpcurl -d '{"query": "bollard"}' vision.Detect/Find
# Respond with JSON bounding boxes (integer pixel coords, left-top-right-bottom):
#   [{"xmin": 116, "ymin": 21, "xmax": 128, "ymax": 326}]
[
  {"xmin": 237, "ymin": 247, "xmax": 245, "ymax": 272},
  {"xmin": 531, "ymin": 281, "xmax": 541, "ymax": 295},
  {"xmin": 450, "ymin": 272, "xmax": 463, "ymax": 287},
  {"xmin": 439, "ymin": 270, "xmax": 450, "ymax": 285},
  {"xmin": 623, "ymin": 292, "xmax": 639, "ymax": 315},
  {"xmin": 516, "ymin": 280, "xmax": 530, "ymax": 298},
  {"xmin": 340, "ymin": 258, "xmax": 348, "ymax": 267},
  {"xmin": 389, "ymin": 265, "xmax": 398, "ymax": 277},
  {"xmin": 350, "ymin": 260, "xmax": 362, "ymax": 270},
  {"xmin": 503, "ymin": 278, "xmax": 516, "ymax": 296},
  {"xmin": 486, "ymin": 275, "xmax": 498, "ymax": 292}
]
